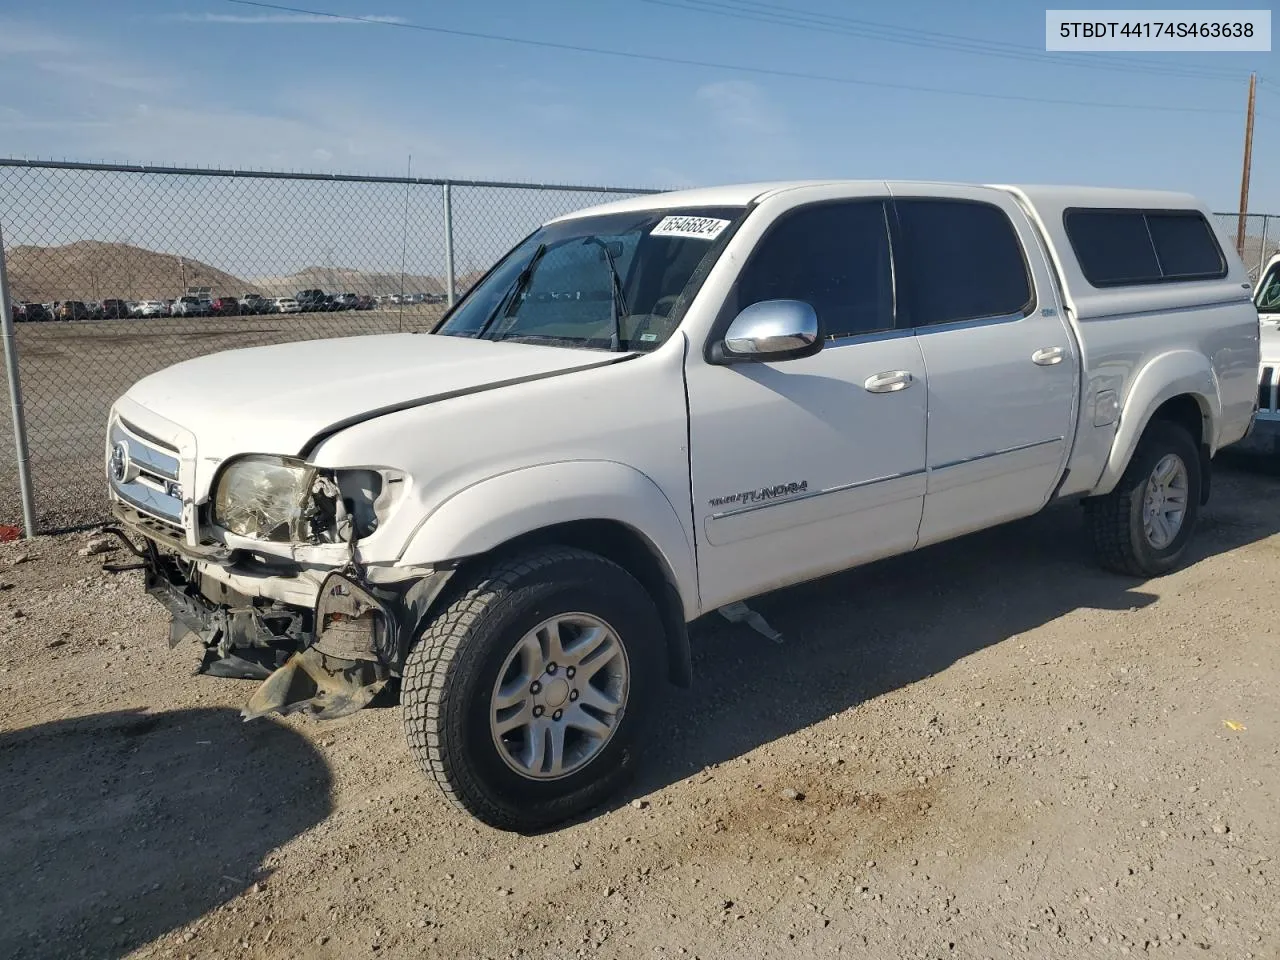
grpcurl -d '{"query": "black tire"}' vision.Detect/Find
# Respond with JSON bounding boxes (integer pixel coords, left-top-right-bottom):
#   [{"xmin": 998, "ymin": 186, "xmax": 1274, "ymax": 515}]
[
  {"xmin": 1085, "ymin": 419, "xmax": 1202, "ymax": 577},
  {"xmin": 401, "ymin": 546, "xmax": 663, "ymax": 832}
]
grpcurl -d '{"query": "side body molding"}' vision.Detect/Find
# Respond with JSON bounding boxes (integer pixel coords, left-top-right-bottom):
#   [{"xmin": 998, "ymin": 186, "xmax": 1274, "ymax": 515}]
[
  {"xmin": 397, "ymin": 460, "xmax": 699, "ymax": 621},
  {"xmin": 1091, "ymin": 349, "xmax": 1220, "ymax": 497}
]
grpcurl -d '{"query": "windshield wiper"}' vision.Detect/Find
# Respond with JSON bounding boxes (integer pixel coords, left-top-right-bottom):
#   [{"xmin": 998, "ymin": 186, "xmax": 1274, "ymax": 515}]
[
  {"xmin": 475, "ymin": 242, "xmax": 547, "ymax": 340},
  {"xmin": 497, "ymin": 333, "xmax": 595, "ymax": 348},
  {"xmin": 581, "ymin": 236, "xmax": 630, "ymax": 352}
]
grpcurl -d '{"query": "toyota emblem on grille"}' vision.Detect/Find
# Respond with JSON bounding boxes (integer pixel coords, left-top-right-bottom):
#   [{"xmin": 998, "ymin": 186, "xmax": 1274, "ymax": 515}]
[{"xmin": 109, "ymin": 440, "xmax": 137, "ymax": 484}]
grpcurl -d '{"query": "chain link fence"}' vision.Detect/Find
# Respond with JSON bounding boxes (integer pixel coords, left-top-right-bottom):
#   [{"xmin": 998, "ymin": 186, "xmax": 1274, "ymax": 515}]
[
  {"xmin": 1212, "ymin": 212, "xmax": 1280, "ymax": 282},
  {"xmin": 0, "ymin": 161, "xmax": 1275, "ymax": 535},
  {"xmin": 0, "ymin": 159, "xmax": 659, "ymax": 533}
]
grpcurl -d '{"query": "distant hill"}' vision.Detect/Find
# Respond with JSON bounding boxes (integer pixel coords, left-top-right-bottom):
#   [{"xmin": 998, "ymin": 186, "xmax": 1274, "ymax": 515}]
[
  {"xmin": 252, "ymin": 266, "xmax": 446, "ymax": 298},
  {"xmin": 6, "ymin": 241, "xmax": 249, "ymax": 303},
  {"xmin": 3, "ymin": 241, "xmax": 457, "ymax": 304}
]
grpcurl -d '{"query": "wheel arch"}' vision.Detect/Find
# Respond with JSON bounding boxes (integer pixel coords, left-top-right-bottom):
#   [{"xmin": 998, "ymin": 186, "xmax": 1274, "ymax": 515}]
[
  {"xmin": 398, "ymin": 461, "xmax": 697, "ymax": 688},
  {"xmin": 1091, "ymin": 351, "xmax": 1219, "ymax": 500}
]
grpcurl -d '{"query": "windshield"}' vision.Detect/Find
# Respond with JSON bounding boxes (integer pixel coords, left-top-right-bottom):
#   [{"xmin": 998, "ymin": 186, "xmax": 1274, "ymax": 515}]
[
  {"xmin": 434, "ymin": 205, "xmax": 747, "ymax": 350},
  {"xmin": 1256, "ymin": 262, "xmax": 1280, "ymax": 313}
]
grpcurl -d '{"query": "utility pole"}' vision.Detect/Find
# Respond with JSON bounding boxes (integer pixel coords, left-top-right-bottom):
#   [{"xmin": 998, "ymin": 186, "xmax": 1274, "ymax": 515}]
[{"xmin": 1236, "ymin": 72, "xmax": 1257, "ymax": 257}]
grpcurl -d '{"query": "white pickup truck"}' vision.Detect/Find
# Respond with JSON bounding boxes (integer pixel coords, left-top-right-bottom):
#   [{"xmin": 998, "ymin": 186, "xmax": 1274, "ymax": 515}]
[
  {"xmin": 1234, "ymin": 252, "xmax": 1280, "ymax": 455},
  {"xmin": 103, "ymin": 180, "xmax": 1260, "ymax": 830}
]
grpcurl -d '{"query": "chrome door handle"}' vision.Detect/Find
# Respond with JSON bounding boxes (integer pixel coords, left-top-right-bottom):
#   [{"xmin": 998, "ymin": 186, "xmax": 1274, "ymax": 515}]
[
  {"xmin": 863, "ymin": 370, "xmax": 914, "ymax": 393},
  {"xmin": 1032, "ymin": 346, "xmax": 1064, "ymax": 366}
]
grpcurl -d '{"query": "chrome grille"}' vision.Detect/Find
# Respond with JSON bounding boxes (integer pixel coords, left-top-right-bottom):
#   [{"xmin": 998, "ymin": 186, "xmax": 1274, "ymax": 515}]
[{"xmin": 108, "ymin": 418, "xmax": 185, "ymax": 533}]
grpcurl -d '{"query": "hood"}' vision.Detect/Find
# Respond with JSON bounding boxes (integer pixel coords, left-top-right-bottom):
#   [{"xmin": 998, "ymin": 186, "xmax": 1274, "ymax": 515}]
[{"xmin": 120, "ymin": 332, "xmax": 625, "ymax": 462}]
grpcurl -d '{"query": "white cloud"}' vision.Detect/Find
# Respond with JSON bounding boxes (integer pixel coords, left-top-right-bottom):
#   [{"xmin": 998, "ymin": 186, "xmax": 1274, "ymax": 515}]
[
  {"xmin": 695, "ymin": 80, "xmax": 782, "ymax": 136},
  {"xmin": 648, "ymin": 167, "xmax": 698, "ymax": 190},
  {"xmin": 170, "ymin": 13, "xmax": 407, "ymax": 25},
  {"xmin": 0, "ymin": 20, "xmax": 74, "ymax": 56},
  {"xmin": 0, "ymin": 18, "xmax": 637, "ymax": 187},
  {"xmin": 0, "ymin": 18, "xmax": 165, "ymax": 93},
  {"xmin": 40, "ymin": 60, "xmax": 158, "ymax": 94}
]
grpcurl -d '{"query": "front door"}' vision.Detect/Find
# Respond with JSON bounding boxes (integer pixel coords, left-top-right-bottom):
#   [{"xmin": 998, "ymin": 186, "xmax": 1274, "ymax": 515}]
[
  {"xmin": 886, "ymin": 188, "xmax": 1080, "ymax": 546},
  {"xmin": 684, "ymin": 193, "xmax": 929, "ymax": 612}
]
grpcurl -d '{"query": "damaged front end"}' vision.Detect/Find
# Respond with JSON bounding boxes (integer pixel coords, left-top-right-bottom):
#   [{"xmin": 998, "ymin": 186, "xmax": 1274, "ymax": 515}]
[
  {"xmin": 102, "ymin": 526, "xmax": 452, "ymax": 723},
  {"xmin": 242, "ymin": 572, "xmax": 397, "ymax": 721}
]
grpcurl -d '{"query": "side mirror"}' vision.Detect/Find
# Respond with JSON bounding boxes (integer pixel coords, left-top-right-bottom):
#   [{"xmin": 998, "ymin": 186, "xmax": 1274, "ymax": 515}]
[{"xmin": 714, "ymin": 299, "xmax": 822, "ymax": 363}]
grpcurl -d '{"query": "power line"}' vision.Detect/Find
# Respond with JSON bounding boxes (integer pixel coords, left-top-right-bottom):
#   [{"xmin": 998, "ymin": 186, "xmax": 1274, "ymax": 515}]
[
  {"xmin": 223, "ymin": 0, "xmax": 1242, "ymax": 116},
  {"xmin": 649, "ymin": 0, "xmax": 1261, "ymax": 84}
]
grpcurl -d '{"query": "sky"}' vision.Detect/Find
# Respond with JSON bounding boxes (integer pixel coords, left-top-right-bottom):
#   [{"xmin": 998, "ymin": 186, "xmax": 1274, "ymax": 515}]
[{"xmin": 0, "ymin": 0, "xmax": 1277, "ymax": 279}]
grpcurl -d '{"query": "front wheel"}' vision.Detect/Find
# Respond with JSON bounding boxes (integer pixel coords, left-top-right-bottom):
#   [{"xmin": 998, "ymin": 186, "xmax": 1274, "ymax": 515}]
[
  {"xmin": 401, "ymin": 547, "xmax": 663, "ymax": 832},
  {"xmin": 1085, "ymin": 420, "xmax": 1202, "ymax": 577}
]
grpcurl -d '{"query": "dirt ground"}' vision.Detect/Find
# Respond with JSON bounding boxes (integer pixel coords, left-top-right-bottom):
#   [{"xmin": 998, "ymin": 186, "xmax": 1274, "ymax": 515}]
[{"xmin": 1, "ymin": 453, "xmax": 1277, "ymax": 960}]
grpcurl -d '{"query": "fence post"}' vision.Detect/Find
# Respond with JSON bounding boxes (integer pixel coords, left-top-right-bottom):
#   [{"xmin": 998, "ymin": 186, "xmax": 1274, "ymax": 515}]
[
  {"xmin": 0, "ymin": 223, "xmax": 38, "ymax": 539},
  {"xmin": 443, "ymin": 182, "xmax": 456, "ymax": 308}
]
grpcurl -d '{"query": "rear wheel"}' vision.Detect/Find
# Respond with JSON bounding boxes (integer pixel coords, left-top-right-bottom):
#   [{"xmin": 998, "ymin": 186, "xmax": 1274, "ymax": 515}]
[
  {"xmin": 1085, "ymin": 420, "xmax": 1202, "ymax": 577},
  {"xmin": 401, "ymin": 546, "xmax": 663, "ymax": 832}
]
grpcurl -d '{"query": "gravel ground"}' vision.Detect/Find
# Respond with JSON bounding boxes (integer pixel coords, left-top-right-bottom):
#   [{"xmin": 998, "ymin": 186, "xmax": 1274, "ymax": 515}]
[{"xmin": 0, "ymin": 453, "xmax": 1277, "ymax": 960}]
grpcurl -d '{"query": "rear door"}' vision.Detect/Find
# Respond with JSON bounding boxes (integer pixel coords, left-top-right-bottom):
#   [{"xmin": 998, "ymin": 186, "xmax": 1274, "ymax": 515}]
[{"xmin": 887, "ymin": 186, "xmax": 1079, "ymax": 546}]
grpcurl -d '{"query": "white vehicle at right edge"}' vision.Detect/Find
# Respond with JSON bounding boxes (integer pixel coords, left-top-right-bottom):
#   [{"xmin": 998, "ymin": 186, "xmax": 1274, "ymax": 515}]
[
  {"xmin": 1233, "ymin": 252, "xmax": 1280, "ymax": 455},
  {"xmin": 104, "ymin": 180, "xmax": 1260, "ymax": 832}
]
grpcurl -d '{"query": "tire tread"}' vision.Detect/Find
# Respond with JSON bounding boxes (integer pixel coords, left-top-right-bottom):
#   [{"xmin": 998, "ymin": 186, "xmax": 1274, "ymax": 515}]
[
  {"xmin": 1085, "ymin": 419, "xmax": 1199, "ymax": 578},
  {"xmin": 402, "ymin": 546, "xmax": 641, "ymax": 831}
]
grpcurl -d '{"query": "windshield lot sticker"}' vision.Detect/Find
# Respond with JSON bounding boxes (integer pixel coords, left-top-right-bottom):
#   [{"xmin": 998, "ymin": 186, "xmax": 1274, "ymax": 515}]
[
  {"xmin": 651, "ymin": 216, "xmax": 731, "ymax": 240},
  {"xmin": 709, "ymin": 480, "xmax": 808, "ymax": 509}
]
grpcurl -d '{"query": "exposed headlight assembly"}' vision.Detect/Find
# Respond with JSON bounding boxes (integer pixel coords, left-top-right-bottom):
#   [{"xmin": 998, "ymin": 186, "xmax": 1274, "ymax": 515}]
[
  {"xmin": 213, "ymin": 455, "xmax": 316, "ymax": 542},
  {"xmin": 213, "ymin": 456, "xmax": 408, "ymax": 544}
]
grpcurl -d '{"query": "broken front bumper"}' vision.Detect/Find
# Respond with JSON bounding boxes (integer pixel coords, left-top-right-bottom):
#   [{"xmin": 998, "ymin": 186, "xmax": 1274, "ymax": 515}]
[{"xmin": 106, "ymin": 527, "xmax": 453, "ymax": 722}]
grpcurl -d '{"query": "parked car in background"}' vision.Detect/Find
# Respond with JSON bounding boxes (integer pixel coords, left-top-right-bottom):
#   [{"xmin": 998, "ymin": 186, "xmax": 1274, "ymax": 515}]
[
  {"xmin": 11, "ymin": 301, "xmax": 52, "ymax": 322},
  {"xmin": 1233, "ymin": 252, "xmax": 1280, "ymax": 456},
  {"xmin": 239, "ymin": 293, "xmax": 272, "ymax": 315},
  {"xmin": 210, "ymin": 297, "xmax": 241, "ymax": 317},
  {"xmin": 295, "ymin": 289, "xmax": 329, "ymax": 312},
  {"xmin": 135, "ymin": 300, "xmax": 168, "ymax": 317},
  {"xmin": 56, "ymin": 300, "xmax": 92, "ymax": 321},
  {"xmin": 354, "ymin": 295, "xmax": 376, "ymax": 311},
  {"xmin": 273, "ymin": 297, "xmax": 302, "ymax": 313},
  {"xmin": 170, "ymin": 296, "xmax": 210, "ymax": 317},
  {"xmin": 99, "ymin": 298, "xmax": 132, "ymax": 319}
]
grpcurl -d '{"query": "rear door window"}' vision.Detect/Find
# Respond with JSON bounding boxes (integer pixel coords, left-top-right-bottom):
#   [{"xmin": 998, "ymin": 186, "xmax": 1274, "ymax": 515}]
[{"xmin": 893, "ymin": 198, "xmax": 1034, "ymax": 326}]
